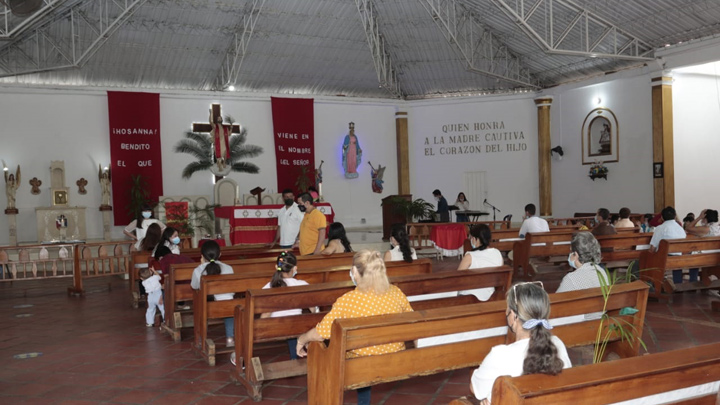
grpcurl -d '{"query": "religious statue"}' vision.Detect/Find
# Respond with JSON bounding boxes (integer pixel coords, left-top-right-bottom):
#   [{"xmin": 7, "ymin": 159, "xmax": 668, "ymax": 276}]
[
  {"xmin": 29, "ymin": 177, "xmax": 42, "ymax": 195},
  {"xmin": 315, "ymin": 160, "xmax": 324, "ymax": 196},
  {"xmin": 98, "ymin": 165, "xmax": 112, "ymax": 207},
  {"xmin": 4, "ymin": 164, "xmax": 20, "ymax": 211},
  {"xmin": 598, "ymin": 122, "xmax": 611, "ymax": 154},
  {"xmin": 76, "ymin": 178, "xmax": 88, "ymax": 195},
  {"xmin": 210, "ymin": 108, "xmax": 231, "ymax": 172},
  {"xmin": 368, "ymin": 161, "xmax": 385, "ymax": 194},
  {"xmin": 342, "ymin": 122, "xmax": 362, "ymax": 179}
]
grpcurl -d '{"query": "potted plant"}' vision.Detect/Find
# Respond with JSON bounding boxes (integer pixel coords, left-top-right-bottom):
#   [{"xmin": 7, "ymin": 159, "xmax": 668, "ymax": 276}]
[
  {"xmin": 126, "ymin": 174, "xmax": 152, "ymax": 219},
  {"xmin": 385, "ymin": 196, "xmax": 435, "ymax": 223}
]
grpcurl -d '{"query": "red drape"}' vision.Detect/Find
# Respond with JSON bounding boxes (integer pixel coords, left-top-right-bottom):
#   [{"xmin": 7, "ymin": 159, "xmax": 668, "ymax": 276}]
[
  {"xmin": 271, "ymin": 97, "xmax": 314, "ymax": 193},
  {"xmin": 107, "ymin": 91, "xmax": 163, "ymax": 225}
]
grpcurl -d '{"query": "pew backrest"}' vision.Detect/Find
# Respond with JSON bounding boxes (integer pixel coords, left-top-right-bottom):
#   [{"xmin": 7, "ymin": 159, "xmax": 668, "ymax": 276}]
[
  {"xmin": 492, "ymin": 342, "xmax": 720, "ymax": 404},
  {"xmin": 307, "ymin": 281, "xmax": 649, "ymax": 404}
]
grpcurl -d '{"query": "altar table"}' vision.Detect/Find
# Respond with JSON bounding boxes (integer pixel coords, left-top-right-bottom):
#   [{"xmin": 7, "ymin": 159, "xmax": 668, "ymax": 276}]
[{"xmin": 215, "ymin": 203, "xmax": 334, "ymax": 246}]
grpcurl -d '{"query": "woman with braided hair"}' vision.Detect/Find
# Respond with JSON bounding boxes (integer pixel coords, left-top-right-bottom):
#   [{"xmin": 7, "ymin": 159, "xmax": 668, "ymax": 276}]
[
  {"xmin": 470, "ymin": 282, "xmax": 572, "ymax": 404},
  {"xmin": 257, "ymin": 251, "xmax": 311, "ymax": 361},
  {"xmin": 384, "ymin": 223, "xmax": 416, "ymax": 263}
]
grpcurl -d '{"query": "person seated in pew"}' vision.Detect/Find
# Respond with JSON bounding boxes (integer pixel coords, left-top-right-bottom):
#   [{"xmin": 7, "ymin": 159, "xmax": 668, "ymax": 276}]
[
  {"xmin": 639, "ymin": 213, "xmax": 655, "ymax": 233},
  {"xmin": 152, "ymin": 245, "xmax": 194, "ymax": 310},
  {"xmin": 649, "ymin": 206, "xmax": 690, "ymax": 288},
  {"xmin": 384, "ymin": 224, "xmax": 416, "ymax": 263},
  {"xmin": 518, "ymin": 203, "xmax": 549, "ymax": 238},
  {"xmin": 682, "ymin": 212, "xmax": 696, "ymax": 230},
  {"xmin": 321, "ymin": 222, "xmax": 353, "ymax": 255},
  {"xmin": 615, "ymin": 207, "xmax": 635, "ymax": 229},
  {"xmin": 591, "ymin": 208, "xmax": 617, "ymax": 237},
  {"xmin": 685, "ymin": 209, "xmax": 720, "ymax": 237},
  {"xmin": 457, "ymin": 224, "xmax": 504, "ymax": 301},
  {"xmin": 296, "ymin": 250, "xmax": 414, "ymax": 405},
  {"xmin": 190, "ymin": 241, "xmax": 235, "ymax": 347},
  {"xmin": 153, "ymin": 226, "xmax": 181, "ymax": 256},
  {"xmin": 469, "ymin": 282, "xmax": 572, "ymax": 404},
  {"xmin": 557, "ymin": 232, "xmax": 608, "ymax": 294},
  {"xmin": 255, "ymin": 252, "xmax": 314, "ymax": 362}
]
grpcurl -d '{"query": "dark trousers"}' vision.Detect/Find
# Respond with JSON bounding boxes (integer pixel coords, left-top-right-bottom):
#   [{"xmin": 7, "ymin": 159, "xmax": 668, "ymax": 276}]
[
  {"xmin": 287, "ymin": 338, "xmax": 298, "ymax": 360},
  {"xmin": 673, "ymin": 268, "xmax": 699, "ymax": 284},
  {"xmin": 357, "ymin": 386, "xmax": 371, "ymax": 405}
]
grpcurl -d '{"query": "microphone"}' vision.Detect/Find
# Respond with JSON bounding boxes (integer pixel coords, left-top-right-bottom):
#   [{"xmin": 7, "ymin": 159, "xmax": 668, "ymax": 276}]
[{"xmin": 483, "ymin": 199, "xmax": 487, "ymax": 204}]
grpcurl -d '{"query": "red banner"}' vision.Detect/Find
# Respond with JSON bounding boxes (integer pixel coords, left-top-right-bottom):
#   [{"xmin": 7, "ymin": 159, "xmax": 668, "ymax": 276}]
[
  {"xmin": 107, "ymin": 91, "xmax": 163, "ymax": 225},
  {"xmin": 271, "ymin": 97, "xmax": 314, "ymax": 193}
]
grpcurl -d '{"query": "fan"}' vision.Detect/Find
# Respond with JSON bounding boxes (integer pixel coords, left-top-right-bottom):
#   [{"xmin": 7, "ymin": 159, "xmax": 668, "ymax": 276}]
[{"xmin": 1, "ymin": 0, "xmax": 43, "ymax": 17}]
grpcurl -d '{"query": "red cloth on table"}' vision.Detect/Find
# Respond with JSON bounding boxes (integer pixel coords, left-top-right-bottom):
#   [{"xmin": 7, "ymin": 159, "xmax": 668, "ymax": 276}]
[{"xmin": 430, "ymin": 224, "xmax": 467, "ymax": 250}]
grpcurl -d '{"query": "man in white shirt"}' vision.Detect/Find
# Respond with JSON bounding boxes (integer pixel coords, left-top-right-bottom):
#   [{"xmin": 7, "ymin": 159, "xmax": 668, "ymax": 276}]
[
  {"xmin": 518, "ymin": 203, "xmax": 550, "ymax": 238},
  {"xmin": 271, "ymin": 189, "xmax": 304, "ymax": 249},
  {"xmin": 649, "ymin": 206, "xmax": 689, "ymax": 287}
]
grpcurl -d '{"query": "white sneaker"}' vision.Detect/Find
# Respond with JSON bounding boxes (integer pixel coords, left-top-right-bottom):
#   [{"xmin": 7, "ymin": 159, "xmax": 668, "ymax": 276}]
[{"xmin": 230, "ymin": 352, "xmax": 236, "ymax": 366}]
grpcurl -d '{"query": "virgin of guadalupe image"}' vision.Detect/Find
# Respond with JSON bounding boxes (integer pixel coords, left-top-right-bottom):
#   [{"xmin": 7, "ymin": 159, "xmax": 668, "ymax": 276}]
[{"xmin": 342, "ymin": 122, "xmax": 362, "ymax": 179}]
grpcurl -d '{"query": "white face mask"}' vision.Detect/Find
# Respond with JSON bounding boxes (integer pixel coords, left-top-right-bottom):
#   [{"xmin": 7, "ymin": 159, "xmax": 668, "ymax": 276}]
[
  {"xmin": 349, "ymin": 268, "xmax": 357, "ymax": 286},
  {"xmin": 292, "ymin": 268, "xmax": 297, "ymax": 278},
  {"xmin": 568, "ymin": 253, "xmax": 577, "ymax": 269}
]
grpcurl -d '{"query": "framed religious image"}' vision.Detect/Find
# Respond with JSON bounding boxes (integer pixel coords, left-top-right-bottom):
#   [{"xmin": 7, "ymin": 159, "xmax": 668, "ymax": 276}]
[
  {"xmin": 53, "ymin": 189, "xmax": 68, "ymax": 206},
  {"xmin": 581, "ymin": 108, "xmax": 619, "ymax": 165},
  {"xmin": 653, "ymin": 162, "xmax": 664, "ymax": 178}
]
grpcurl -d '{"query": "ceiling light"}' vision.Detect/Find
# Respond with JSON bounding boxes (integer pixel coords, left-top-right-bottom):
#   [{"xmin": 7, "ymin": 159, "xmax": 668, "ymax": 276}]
[
  {"xmin": 596, "ymin": 97, "xmax": 602, "ymax": 105},
  {"xmin": 227, "ymin": 85, "xmax": 235, "ymax": 91}
]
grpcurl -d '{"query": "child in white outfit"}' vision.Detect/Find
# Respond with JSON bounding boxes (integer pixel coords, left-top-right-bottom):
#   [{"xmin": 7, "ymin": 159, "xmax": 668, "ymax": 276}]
[{"xmin": 140, "ymin": 267, "xmax": 164, "ymax": 327}]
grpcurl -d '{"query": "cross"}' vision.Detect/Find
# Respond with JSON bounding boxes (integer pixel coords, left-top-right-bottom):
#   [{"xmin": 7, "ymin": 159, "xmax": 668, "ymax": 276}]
[{"xmin": 191, "ymin": 103, "xmax": 241, "ymax": 134}]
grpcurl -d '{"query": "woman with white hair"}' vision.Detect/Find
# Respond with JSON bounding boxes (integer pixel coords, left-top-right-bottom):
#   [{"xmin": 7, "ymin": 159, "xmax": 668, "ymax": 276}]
[{"xmin": 557, "ymin": 231, "xmax": 608, "ymax": 293}]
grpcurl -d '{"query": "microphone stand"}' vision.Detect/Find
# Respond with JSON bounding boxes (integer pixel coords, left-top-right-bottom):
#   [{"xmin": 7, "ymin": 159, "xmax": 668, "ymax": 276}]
[{"xmin": 483, "ymin": 199, "xmax": 501, "ymax": 222}]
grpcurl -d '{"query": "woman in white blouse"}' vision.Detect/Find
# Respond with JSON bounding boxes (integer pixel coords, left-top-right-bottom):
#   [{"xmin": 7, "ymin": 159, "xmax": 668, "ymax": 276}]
[{"xmin": 455, "ymin": 192, "xmax": 470, "ymax": 222}]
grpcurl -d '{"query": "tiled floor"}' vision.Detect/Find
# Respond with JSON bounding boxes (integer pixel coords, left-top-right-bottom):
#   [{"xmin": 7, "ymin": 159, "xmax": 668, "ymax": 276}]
[{"xmin": 2, "ymin": 259, "xmax": 720, "ymax": 404}]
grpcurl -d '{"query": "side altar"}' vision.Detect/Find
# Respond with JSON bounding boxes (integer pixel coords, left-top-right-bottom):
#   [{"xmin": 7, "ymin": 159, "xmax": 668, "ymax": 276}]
[
  {"xmin": 215, "ymin": 203, "xmax": 334, "ymax": 245},
  {"xmin": 35, "ymin": 161, "xmax": 87, "ymax": 242}
]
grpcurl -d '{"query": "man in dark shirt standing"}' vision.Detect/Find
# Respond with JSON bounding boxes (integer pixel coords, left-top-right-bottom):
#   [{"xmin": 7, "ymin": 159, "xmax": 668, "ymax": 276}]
[
  {"xmin": 591, "ymin": 208, "xmax": 617, "ymax": 237},
  {"xmin": 433, "ymin": 189, "xmax": 450, "ymax": 222}
]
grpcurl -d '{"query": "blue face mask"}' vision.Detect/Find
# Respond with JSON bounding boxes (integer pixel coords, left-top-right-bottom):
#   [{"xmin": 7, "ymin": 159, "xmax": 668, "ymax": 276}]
[
  {"xmin": 470, "ymin": 240, "xmax": 477, "ymax": 249},
  {"xmin": 171, "ymin": 236, "xmax": 181, "ymax": 245},
  {"xmin": 349, "ymin": 268, "xmax": 357, "ymax": 286},
  {"xmin": 142, "ymin": 211, "xmax": 151, "ymax": 219},
  {"xmin": 568, "ymin": 253, "xmax": 577, "ymax": 269}
]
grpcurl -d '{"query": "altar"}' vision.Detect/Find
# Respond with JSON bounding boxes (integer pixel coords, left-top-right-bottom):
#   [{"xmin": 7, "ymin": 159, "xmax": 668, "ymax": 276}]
[
  {"xmin": 215, "ymin": 203, "xmax": 334, "ymax": 245},
  {"xmin": 35, "ymin": 206, "xmax": 87, "ymax": 242}
]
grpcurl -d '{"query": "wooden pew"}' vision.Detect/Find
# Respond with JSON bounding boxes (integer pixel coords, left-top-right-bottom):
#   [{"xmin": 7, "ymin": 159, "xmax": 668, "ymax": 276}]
[
  {"xmin": 639, "ymin": 237, "xmax": 720, "ymax": 300},
  {"xmin": 513, "ymin": 230, "xmax": 577, "ymax": 278},
  {"xmin": 490, "ymin": 342, "xmax": 720, "ymax": 404},
  {"xmin": 194, "ymin": 259, "xmax": 434, "ymax": 366},
  {"xmin": 161, "ymin": 252, "xmax": 357, "ymax": 341},
  {"xmin": 130, "ymin": 246, "xmax": 295, "ymax": 308},
  {"xmin": 596, "ymin": 232, "xmax": 652, "ymax": 269},
  {"xmin": 234, "ymin": 266, "xmax": 513, "ymax": 400},
  {"xmin": 307, "ymin": 281, "xmax": 649, "ymax": 405}
]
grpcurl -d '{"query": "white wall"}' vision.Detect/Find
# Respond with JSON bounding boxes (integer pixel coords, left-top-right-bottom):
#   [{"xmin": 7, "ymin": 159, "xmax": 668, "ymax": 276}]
[
  {"xmin": 545, "ymin": 75, "xmax": 655, "ymax": 217},
  {"xmin": 407, "ymin": 95, "xmax": 539, "ymax": 220},
  {"xmin": 672, "ymin": 61, "xmax": 720, "ymax": 216},
  {"xmin": 0, "ymin": 88, "xmax": 398, "ymax": 245}
]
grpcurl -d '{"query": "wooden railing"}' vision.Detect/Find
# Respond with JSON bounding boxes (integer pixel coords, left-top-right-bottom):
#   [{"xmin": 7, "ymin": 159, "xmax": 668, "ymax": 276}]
[{"xmin": 0, "ymin": 241, "xmax": 134, "ymax": 295}]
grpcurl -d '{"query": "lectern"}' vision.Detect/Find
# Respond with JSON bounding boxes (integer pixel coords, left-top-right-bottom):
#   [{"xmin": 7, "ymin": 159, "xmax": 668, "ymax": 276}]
[{"xmin": 381, "ymin": 194, "xmax": 411, "ymax": 240}]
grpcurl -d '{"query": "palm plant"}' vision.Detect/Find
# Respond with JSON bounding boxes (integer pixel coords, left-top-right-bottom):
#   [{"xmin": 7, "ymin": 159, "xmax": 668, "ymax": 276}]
[
  {"xmin": 592, "ymin": 262, "xmax": 647, "ymax": 363},
  {"xmin": 174, "ymin": 121, "xmax": 263, "ymax": 179}
]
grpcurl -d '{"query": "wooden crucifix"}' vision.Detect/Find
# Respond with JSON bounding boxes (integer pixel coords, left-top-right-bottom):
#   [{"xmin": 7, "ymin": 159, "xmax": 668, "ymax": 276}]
[{"xmin": 191, "ymin": 104, "xmax": 241, "ymax": 170}]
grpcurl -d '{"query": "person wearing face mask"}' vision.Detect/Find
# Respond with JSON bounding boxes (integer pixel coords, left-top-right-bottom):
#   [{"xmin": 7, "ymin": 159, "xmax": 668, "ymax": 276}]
[
  {"xmin": 556, "ymin": 232, "xmax": 608, "ymax": 293},
  {"xmin": 154, "ymin": 226, "xmax": 181, "ymax": 257},
  {"xmin": 123, "ymin": 204, "xmax": 166, "ymax": 250},
  {"xmin": 270, "ymin": 189, "xmax": 304, "ymax": 249},
  {"xmin": 297, "ymin": 192, "xmax": 326, "ymax": 255},
  {"xmin": 457, "ymin": 224, "xmax": 504, "ymax": 301},
  {"xmin": 469, "ymin": 282, "xmax": 571, "ymax": 404},
  {"xmin": 454, "ymin": 192, "xmax": 470, "ymax": 222},
  {"xmin": 246, "ymin": 251, "xmax": 315, "ymax": 364},
  {"xmin": 296, "ymin": 250, "xmax": 413, "ymax": 405},
  {"xmin": 591, "ymin": 208, "xmax": 617, "ymax": 236},
  {"xmin": 384, "ymin": 224, "xmax": 417, "ymax": 263},
  {"xmin": 432, "ymin": 189, "xmax": 450, "ymax": 222}
]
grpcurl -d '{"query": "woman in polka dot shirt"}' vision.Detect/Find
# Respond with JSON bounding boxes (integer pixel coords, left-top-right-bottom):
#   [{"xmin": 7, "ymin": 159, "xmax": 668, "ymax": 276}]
[{"xmin": 296, "ymin": 249, "xmax": 413, "ymax": 405}]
